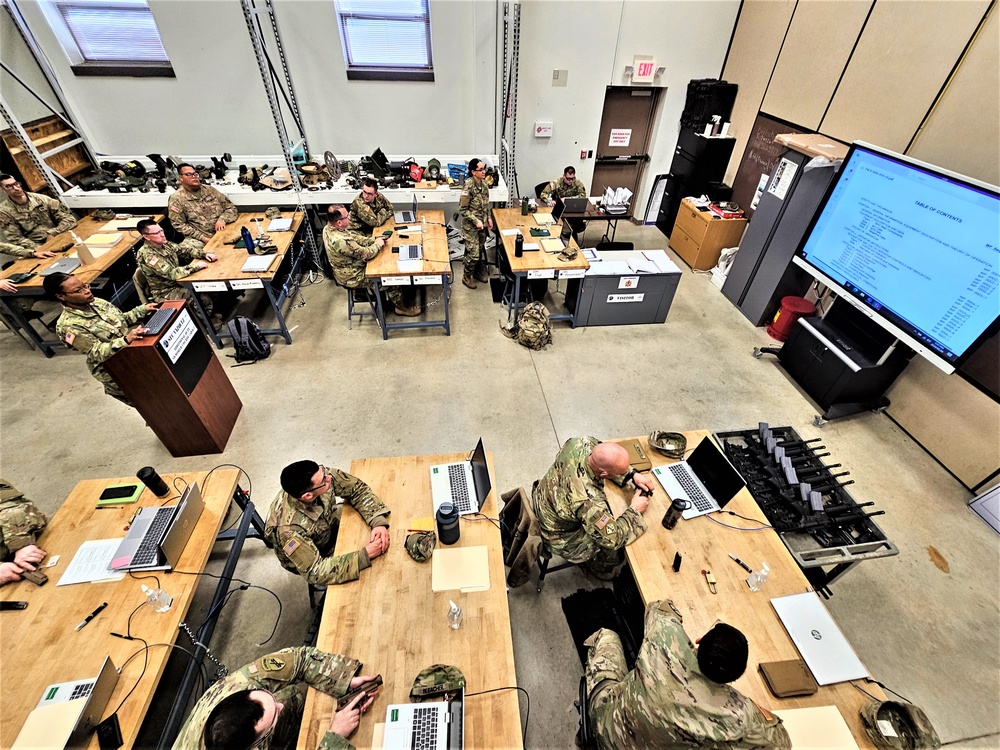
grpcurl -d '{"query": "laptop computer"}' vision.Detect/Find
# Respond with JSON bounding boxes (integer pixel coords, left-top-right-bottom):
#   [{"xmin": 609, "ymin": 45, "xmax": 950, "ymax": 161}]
[
  {"xmin": 552, "ymin": 195, "xmax": 566, "ymax": 222},
  {"xmin": 39, "ymin": 257, "xmax": 81, "ymax": 276},
  {"xmin": 383, "ymin": 689, "xmax": 464, "ymax": 750},
  {"xmin": 17, "ymin": 656, "xmax": 120, "ymax": 749},
  {"xmin": 109, "ymin": 481, "xmax": 204, "ymax": 572},
  {"xmin": 398, "ymin": 244, "xmax": 423, "ymax": 261},
  {"xmin": 394, "ymin": 195, "xmax": 418, "ymax": 224},
  {"xmin": 771, "ymin": 592, "xmax": 870, "ymax": 685},
  {"xmin": 651, "ymin": 437, "xmax": 746, "ymax": 520},
  {"xmin": 430, "ymin": 438, "xmax": 492, "ymax": 516},
  {"xmin": 242, "ymin": 255, "xmax": 276, "ymax": 273},
  {"xmin": 562, "ymin": 196, "xmax": 589, "ymax": 213}
]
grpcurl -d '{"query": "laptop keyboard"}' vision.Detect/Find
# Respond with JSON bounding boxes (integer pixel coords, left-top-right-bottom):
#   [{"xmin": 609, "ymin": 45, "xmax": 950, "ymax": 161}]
[
  {"xmin": 447, "ymin": 465, "xmax": 472, "ymax": 513},
  {"xmin": 69, "ymin": 681, "xmax": 94, "ymax": 700},
  {"xmin": 410, "ymin": 706, "xmax": 440, "ymax": 750},
  {"xmin": 131, "ymin": 506, "xmax": 174, "ymax": 566},
  {"xmin": 143, "ymin": 307, "xmax": 175, "ymax": 336},
  {"xmin": 669, "ymin": 464, "xmax": 713, "ymax": 511}
]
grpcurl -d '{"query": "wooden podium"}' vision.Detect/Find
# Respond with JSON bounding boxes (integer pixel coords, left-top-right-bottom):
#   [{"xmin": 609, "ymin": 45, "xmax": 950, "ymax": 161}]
[{"xmin": 104, "ymin": 300, "xmax": 242, "ymax": 456}]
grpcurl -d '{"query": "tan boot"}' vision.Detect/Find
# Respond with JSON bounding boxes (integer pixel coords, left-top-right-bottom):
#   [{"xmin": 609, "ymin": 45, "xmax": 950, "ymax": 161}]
[
  {"xmin": 394, "ymin": 304, "xmax": 421, "ymax": 317},
  {"xmin": 462, "ymin": 276, "xmax": 477, "ymax": 290}
]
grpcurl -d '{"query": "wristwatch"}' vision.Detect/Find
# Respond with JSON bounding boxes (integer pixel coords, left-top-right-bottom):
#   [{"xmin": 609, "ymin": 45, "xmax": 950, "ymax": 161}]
[{"xmin": 623, "ymin": 468, "xmax": 637, "ymax": 485}]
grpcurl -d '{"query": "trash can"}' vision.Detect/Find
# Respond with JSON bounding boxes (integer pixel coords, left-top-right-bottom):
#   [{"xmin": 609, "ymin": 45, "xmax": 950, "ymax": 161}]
[{"xmin": 766, "ymin": 296, "xmax": 816, "ymax": 341}]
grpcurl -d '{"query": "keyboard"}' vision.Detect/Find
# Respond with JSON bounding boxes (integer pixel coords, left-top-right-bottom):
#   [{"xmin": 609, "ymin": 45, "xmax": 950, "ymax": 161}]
[
  {"xmin": 142, "ymin": 307, "xmax": 175, "ymax": 336},
  {"xmin": 410, "ymin": 706, "xmax": 441, "ymax": 750},
  {"xmin": 69, "ymin": 681, "xmax": 95, "ymax": 701},
  {"xmin": 668, "ymin": 464, "xmax": 713, "ymax": 511},
  {"xmin": 447, "ymin": 465, "xmax": 472, "ymax": 513},
  {"xmin": 130, "ymin": 506, "xmax": 174, "ymax": 567}
]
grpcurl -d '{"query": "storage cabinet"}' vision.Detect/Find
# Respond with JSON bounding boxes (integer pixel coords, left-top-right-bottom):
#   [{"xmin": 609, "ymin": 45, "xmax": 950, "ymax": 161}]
[{"xmin": 669, "ymin": 198, "xmax": 747, "ymax": 270}]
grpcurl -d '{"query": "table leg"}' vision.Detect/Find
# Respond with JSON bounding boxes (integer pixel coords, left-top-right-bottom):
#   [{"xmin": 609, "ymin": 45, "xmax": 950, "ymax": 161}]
[
  {"xmin": 215, "ymin": 485, "xmax": 268, "ymax": 544},
  {"xmin": 261, "ymin": 277, "xmax": 293, "ymax": 345},
  {"xmin": 0, "ymin": 296, "xmax": 55, "ymax": 357},
  {"xmin": 186, "ymin": 289, "xmax": 222, "ymax": 349},
  {"xmin": 372, "ymin": 278, "xmax": 389, "ymax": 340},
  {"xmin": 442, "ymin": 273, "xmax": 452, "ymax": 336},
  {"xmin": 570, "ymin": 274, "xmax": 585, "ymax": 328},
  {"xmin": 508, "ymin": 274, "xmax": 523, "ymax": 325}
]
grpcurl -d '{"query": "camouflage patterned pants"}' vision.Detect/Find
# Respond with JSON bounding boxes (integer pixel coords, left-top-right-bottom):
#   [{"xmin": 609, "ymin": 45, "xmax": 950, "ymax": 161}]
[
  {"xmin": 93, "ymin": 369, "xmax": 133, "ymax": 407},
  {"xmin": 461, "ymin": 226, "xmax": 486, "ymax": 280},
  {"xmin": 161, "ymin": 286, "xmax": 214, "ymax": 317},
  {"xmin": 584, "ymin": 628, "xmax": 628, "ymax": 738},
  {"xmin": 547, "ymin": 537, "xmax": 625, "ymax": 581}
]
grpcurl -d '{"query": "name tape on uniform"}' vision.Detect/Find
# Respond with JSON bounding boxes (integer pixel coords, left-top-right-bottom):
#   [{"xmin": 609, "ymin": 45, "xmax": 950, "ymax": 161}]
[
  {"xmin": 230, "ymin": 278, "xmax": 264, "ymax": 290},
  {"xmin": 607, "ymin": 293, "xmax": 645, "ymax": 303},
  {"xmin": 381, "ymin": 276, "xmax": 411, "ymax": 287},
  {"xmin": 558, "ymin": 269, "xmax": 586, "ymax": 279},
  {"xmin": 192, "ymin": 281, "xmax": 228, "ymax": 293},
  {"xmin": 413, "ymin": 275, "xmax": 443, "ymax": 285},
  {"xmin": 527, "ymin": 269, "xmax": 555, "ymax": 279}
]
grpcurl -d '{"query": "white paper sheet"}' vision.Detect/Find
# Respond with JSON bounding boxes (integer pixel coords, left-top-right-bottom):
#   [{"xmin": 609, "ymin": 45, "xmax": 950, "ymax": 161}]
[{"xmin": 57, "ymin": 538, "xmax": 125, "ymax": 586}]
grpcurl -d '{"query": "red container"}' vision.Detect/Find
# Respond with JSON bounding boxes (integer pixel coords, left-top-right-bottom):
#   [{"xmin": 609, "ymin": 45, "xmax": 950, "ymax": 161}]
[{"xmin": 767, "ymin": 296, "xmax": 816, "ymax": 341}]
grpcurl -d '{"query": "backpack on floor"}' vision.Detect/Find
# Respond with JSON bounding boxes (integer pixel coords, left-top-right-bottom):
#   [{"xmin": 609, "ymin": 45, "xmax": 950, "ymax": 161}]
[
  {"xmin": 503, "ymin": 301, "xmax": 552, "ymax": 350},
  {"xmin": 227, "ymin": 316, "xmax": 271, "ymax": 364}
]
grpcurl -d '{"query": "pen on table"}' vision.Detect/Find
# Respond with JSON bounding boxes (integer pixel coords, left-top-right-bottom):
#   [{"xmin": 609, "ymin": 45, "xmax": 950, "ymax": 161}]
[
  {"xmin": 728, "ymin": 554, "xmax": 752, "ymax": 573},
  {"xmin": 75, "ymin": 601, "xmax": 108, "ymax": 631},
  {"xmin": 27, "ymin": 263, "xmax": 40, "ymax": 272}
]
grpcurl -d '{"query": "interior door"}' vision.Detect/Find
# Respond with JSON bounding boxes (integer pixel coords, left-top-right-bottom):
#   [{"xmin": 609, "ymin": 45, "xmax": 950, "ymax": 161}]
[{"xmin": 592, "ymin": 86, "xmax": 661, "ymax": 201}]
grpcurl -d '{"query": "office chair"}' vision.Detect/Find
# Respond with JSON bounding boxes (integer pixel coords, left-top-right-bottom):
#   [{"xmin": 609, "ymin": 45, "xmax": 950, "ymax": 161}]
[
  {"xmin": 536, "ymin": 539, "xmax": 580, "ymax": 593},
  {"xmin": 132, "ymin": 267, "xmax": 152, "ymax": 305},
  {"xmin": 534, "ymin": 181, "xmax": 550, "ymax": 200},
  {"xmin": 333, "ymin": 278, "xmax": 377, "ymax": 329}
]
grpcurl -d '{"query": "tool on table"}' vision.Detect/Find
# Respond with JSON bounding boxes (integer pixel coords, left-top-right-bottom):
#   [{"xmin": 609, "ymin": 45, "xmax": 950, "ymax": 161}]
[
  {"xmin": 729, "ymin": 553, "xmax": 753, "ymax": 573},
  {"xmin": 337, "ymin": 674, "xmax": 383, "ymax": 709},
  {"xmin": 672, "ymin": 552, "xmax": 682, "ymax": 572},
  {"xmin": 75, "ymin": 601, "xmax": 108, "ymax": 631},
  {"xmin": 701, "ymin": 569, "xmax": 717, "ymax": 594}
]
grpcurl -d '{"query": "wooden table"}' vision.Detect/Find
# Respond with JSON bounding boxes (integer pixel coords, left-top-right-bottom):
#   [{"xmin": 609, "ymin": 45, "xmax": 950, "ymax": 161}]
[
  {"xmin": 605, "ymin": 431, "xmax": 884, "ymax": 748},
  {"xmin": 560, "ymin": 200, "xmax": 633, "ymax": 247},
  {"xmin": 0, "ymin": 214, "xmax": 158, "ymax": 357},
  {"xmin": 366, "ymin": 209, "xmax": 452, "ymax": 339},
  {"xmin": 0, "ymin": 469, "xmax": 248, "ymax": 750},
  {"xmin": 180, "ymin": 211, "xmax": 305, "ymax": 348},
  {"xmin": 492, "ymin": 207, "xmax": 590, "ymax": 326},
  {"xmin": 297, "ymin": 451, "xmax": 521, "ymax": 750}
]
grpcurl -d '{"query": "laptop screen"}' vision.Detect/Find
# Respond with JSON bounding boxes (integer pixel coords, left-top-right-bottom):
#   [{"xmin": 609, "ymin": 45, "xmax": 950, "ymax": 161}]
[
  {"xmin": 470, "ymin": 439, "xmax": 491, "ymax": 506},
  {"xmin": 688, "ymin": 437, "xmax": 746, "ymax": 507},
  {"xmin": 552, "ymin": 195, "xmax": 565, "ymax": 222}
]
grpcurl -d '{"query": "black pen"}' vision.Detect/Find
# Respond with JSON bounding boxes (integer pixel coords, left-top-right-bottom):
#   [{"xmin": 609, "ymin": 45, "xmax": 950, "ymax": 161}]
[
  {"xmin": 75, "ymin": 601, "xmax": 108, "ymax": 631},
  {"xmin": 728, "ymin": 554, "xmax": 752, "ymax": 573}
]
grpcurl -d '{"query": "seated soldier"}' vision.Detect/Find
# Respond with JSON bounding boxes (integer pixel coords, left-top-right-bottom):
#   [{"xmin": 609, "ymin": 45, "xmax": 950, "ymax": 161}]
[
  {"xmin": 585, "ymin": 600, "xmax": 791, "ymax": 749},
  {"xmin": 0, "ymin": 478, "xmax": 48, "ymax": 586},
  {"xmin": 264, "ymin": 460, "xmax": 391, "ymax": 585},
  {"xmin": 348, "ymin": 178, "xmax": 394, "ymax": 236},
  {"xmin": 0, "ymin": 174, "xmax": 77, "ymax": 252}
]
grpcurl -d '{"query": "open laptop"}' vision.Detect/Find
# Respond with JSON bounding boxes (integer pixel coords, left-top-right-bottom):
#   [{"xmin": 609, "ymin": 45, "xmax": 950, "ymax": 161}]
[
  {"xmin": 562, "ymin": 196, "xmax": 589, "ymax": 213},
  {"xmin": 16, "ymin": 656, "xmax": 120, "ymax": 749},
  {"xmin": 40, "ymin": 257, "xmax": 81, "ymax": 276},
  {"xmin": 398, "ymin": 244, "xmax": 423, "ymax": 261},
  {"xmin": 394, "ymin": 195, "xmax": 418, "ymax": 224},
  {"xmin": 383, "ymin": 689, "xmax": 464, "ymax": 750},
  {"xmin": 552, "ymin": 195, "xmax": 566, "ymax": 222},
  {"xmin": 109, "ymin": 481, "xmax": 204, "ymax": 572},
  {"xmin": 651, "ymin": 437, "xmax": 746, "ymax": 519},
  {"xmin": 771, "ymin": 592, "xmax": 869, "ymax": 685},
  {"xmin": 430, "ymin": 438, "xmax": 492, "ymax": 516}
]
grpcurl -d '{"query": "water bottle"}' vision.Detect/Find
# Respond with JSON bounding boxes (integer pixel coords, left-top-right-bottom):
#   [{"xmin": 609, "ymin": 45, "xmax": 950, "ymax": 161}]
[
  {"xmin": 142, "ymin": 584, "xmax": 173, "ymax": 612},
  {"xmin": 447, "ymin": 600, "xmax": 463, "ymax": 629},
  {"xmin": 661, "ymin": 498, "xmax": 687, "ymax": 530},
  {"xmin": 515, "ymin": 232, "xmax": 524, "ymax": 258},
  {"xmin": 520, "ymin": 197, "xmax": 529, "ymax": 215},
  {"xmin": 746, "ymin": 562, "xmax": 770, "ymax": 592}
]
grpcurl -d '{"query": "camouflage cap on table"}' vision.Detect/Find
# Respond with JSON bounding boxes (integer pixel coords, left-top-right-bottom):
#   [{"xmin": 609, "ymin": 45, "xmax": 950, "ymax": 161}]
[
  {"xmin": 409, "ymin": 664, "xmax": 466, "ymax": 702},
  {"xmin": 405, "ymin": 531, "xmax": 436, "ymax": 563}
]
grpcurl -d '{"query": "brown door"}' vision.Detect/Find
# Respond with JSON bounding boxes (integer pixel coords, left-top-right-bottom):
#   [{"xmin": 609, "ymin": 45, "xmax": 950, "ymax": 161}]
[{"xmin": 592, "ymin": 86, "xmax": 661, "ymax": 203}]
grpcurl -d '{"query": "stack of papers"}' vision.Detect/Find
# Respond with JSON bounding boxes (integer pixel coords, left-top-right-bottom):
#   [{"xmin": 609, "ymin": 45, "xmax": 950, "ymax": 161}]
[
  {"xmin": 772, "ymin": 706, "xmax": 859, "ymax": 749},
  {"xmin": 431, "ymin": 546, "xmax": 490, "ymax": 592},
  {"xmin": 84, "ymin": 232, "xmax": 121, "ymax": 248}
]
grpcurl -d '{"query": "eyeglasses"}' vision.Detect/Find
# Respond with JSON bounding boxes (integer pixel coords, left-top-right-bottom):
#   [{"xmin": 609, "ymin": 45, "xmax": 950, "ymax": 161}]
[
  {"xmin": 179, "ymin": 171, "xmax": 198, "ymax": 178},
  {"xmin": 301, "ymin": 466, "xmax": 331, "ymax": 496},
  {"xmin": 62, "ymin": 283, "xmax": 91, "ymax": 294},
  {"xmin": 142, "ymin": 228, "xmax": 165, "ymax": 236},
  {"xmin": 472, "ymin": 167, "xmax": 486, "ymax": 173},
  {"xmin": 362, "ymin": 189, "xmax": 377, "ymax": 197},
  {"xmin": 1, "ymin": 181, "xmax": 20, "ymax": 190}
]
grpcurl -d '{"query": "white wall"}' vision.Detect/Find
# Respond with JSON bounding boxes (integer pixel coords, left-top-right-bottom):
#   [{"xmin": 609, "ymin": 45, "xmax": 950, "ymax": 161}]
[{"xmin": 0, "ymin": 9, "xmax": 58, "ymax": 125}]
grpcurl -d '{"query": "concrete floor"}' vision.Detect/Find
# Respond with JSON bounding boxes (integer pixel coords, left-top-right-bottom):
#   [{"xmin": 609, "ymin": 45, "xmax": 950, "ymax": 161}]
[{"xmin": 1, "ymin": 221, "xmax": 997, "ymax": 748}]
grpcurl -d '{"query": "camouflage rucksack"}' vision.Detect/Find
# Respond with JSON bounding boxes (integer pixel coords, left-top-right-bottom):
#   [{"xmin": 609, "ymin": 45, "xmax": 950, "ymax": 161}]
[{"xmin": 503, "ymin": 301, "xmax": 552, "ymax": 350}]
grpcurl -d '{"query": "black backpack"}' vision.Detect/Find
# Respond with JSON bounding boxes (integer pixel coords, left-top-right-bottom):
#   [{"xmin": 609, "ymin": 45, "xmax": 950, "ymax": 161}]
[{"xmin": 226, "ymin": 316, "xmax": 271, "ymax": 364}]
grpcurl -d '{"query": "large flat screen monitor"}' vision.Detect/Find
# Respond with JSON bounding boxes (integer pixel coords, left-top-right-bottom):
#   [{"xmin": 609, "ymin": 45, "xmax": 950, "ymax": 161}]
[{"xmin": 793, "ymin": 141, "xmax": 999, "ymax": 374}]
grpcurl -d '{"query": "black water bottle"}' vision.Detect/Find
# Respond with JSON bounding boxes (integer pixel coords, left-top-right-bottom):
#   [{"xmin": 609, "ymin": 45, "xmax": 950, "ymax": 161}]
[{"xmin": 515, "ymin": 232, "xmax": 524, "ymax": 258}]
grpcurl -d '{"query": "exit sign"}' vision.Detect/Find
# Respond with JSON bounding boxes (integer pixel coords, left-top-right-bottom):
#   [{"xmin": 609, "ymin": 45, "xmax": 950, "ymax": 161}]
[{"xmin": 633, "ymin": 56, "xmax": 656, "ymax": 83}]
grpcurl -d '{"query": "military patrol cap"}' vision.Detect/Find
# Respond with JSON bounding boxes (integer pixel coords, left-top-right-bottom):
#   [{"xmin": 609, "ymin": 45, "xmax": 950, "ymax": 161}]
[
  {"xmin": 264, "ymin": 206, "xmax": 282, "ymax": 219},
  {"xmin": 649, "ymin": 431, "xmax": 687, "ymax": 459},
  {"xmin": 91, "ymin": 209, "xmax": 116, "ymax": 221},
  {"xmin": 405, "ymin": 531, "xmax": 436, "ymax": 562},
  {"xmin": 860, "ymin": 700, "xmax": 941, "ymax": 749},
  {"xmin": 409, "ymin": 664, "xmax": 465, "ymax": 702},
  {"xmin": 426, "ymin": 158, "xmax": 442, "ymax": 180},
  {"xmin": 557, "ymin": 245, "xmax": 578, "ymax": 262}
]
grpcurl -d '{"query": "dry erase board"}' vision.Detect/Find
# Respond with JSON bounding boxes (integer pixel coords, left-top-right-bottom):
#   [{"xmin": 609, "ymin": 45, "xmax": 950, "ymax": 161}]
[{"xmin": 731, "ymin": 113, "xmax": 808, "ymax": 219}]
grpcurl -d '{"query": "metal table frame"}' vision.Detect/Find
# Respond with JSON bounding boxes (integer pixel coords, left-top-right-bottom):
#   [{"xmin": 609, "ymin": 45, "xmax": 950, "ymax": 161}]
[{"xmin": 371, "ymin": 273, "xmax": 452, "ymax": 340}]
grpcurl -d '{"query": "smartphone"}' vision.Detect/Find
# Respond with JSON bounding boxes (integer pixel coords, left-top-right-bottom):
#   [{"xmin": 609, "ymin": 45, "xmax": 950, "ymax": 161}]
[
  {"xmin": 0, "ymin": 601, "xmax": 28, "ymax": 610},
  {"xmin": 382, "ymin": 230, "xmax": 393, "ymax": 237},
  {"xmin": 100, "ymin": 483, "xmax": 139, "ymax": 501}
]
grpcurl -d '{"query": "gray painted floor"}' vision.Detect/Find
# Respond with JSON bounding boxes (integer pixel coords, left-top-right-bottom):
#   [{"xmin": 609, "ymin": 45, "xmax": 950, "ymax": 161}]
[{"xmin": 1, "ymin": 221, "xmax": 997, "ymax": 748}]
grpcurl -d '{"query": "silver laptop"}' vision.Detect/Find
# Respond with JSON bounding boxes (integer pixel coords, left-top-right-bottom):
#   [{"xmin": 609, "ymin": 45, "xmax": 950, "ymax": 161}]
[
  {"xmin": 35, "ymin": 656, "xmax": 119, "ymax": 746},
  {"xmin": 40, "ymin": 257, "xmax": 81, "ymax": 276},
  {"xmin": 394, "ymin": 195, "xmax": 418, "ymax": 224},
  {"xmin": 398, "ymin": 244, "xmax": 423, "ymax": 261},
  {"xmin": 430, "ymin": 439, "xmax": 492, "ymax": 516},
  {"xmin": 562, "ymin": 197, "xmax": 589, "ymax": 213},
  {"xmin": 109, "ymin": 482, "xmax": 204, "ymax": 572},
  {"xmin": 771, "ymin": 592, "xmax": 869, "ymax": 685},
  {"xmin": 242, "ymin": 255, "xmax": 276, "ymax": 273},
  {"xmin": 651, "ymin": 437, "xmax": 746, "ymax": 520},
  {"xmin": 383, "ymin": 689, "xmax": 464, "ymax": 750}
]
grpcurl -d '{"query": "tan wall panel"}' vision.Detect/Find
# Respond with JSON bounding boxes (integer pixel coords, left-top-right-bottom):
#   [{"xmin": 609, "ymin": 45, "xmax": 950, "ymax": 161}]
[
  {"xmin": 886, "ymin": 357, "xmax": 1000, "ymax": 489},
  {"xmin": 762, "ymin": 0, "xmax": 872, "ymax": 130},
  {"xmin": 820, "ymin": 0, "xmax": 990, "ymax": 152},
  {"xmin": 907, "ymin": 6, "xmax": 1000, "ymax": 185},
  {"xmin": 721, "ymin": 0, "xmax": 797, "ymax": 184}
]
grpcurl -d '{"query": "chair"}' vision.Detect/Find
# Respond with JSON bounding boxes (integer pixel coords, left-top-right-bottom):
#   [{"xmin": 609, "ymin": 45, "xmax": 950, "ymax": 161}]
[
  {"xmin": 536, "ymin": 539, "xmax": 579, "ymax": 592},
  {"xmin": 574, "ymin": 675, "xmax": 595, "ymax": 749},
  {"xmin": 334, "ymin": 278, "xmax": 376, "ymax": 329},
  {"xmin": 133, "ymin": 267, "xmax": 152, "ymax": 305},
  {"xmin": 534, "ymin": 181, "xmax": 550, "ymax": 200},
  {"xmin": 495, "ymin": 244, "xmax": 534, "ymax": 313}
]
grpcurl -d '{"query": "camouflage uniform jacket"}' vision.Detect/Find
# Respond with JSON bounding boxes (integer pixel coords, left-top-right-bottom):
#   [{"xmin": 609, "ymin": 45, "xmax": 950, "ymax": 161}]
[
  {"xmin": 264, "ymin": 469, "xmax": 390, "ymax": 585},
  {"xmin": 167, "ymin": 185, "xmax": 237, "ymax": 241},
  {"xmin": 0, "ymin": 479, "xmax": 47, "ymax": 562},
  {"xmin": 531, "ymin": 436, "xmax": 647, "ymax": 562},
  {"xmin": 55, "ymin": 298, "xmax": 148, "ymax": 377},
  {"xmin": 586, "ymin": 600, "xmax": 791, "ymax": 749},
  {"xmin": 348, "ymin": 193, "xmax": 394, "ymax": 235},
  {"xmin": 171, "ymin": 647, "xmax": 362, "ymax": 750},
  {"xmin": 1, "ymin": 240, "xmax": 38, "ymax": 259},
  {"xmin": 0, "ymin": 193, "xmax": 77, "ymax": 250},
  {"xmin": 136, "ymin": 238, "xmax": 208, "ymax": 301},
  {"xmin": 459, "ymin": 177, "xmax": 490, "ymax": 230},
  {"xmin": 323, "ymin": 225, "xmax": 381, "ymax": 288},
  {"xmin": 540, "ymin": 177, "xmax": 587, "ymax": 203}
]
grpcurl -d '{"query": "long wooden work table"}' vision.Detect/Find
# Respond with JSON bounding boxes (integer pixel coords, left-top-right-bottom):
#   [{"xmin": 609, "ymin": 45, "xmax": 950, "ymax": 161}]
[
  {"xmin": 0, "ymin": 469, "xmax": 267, "ymax": 750},
  {"xmin": 606, "ymin": 430, "xmax": 885, "ymax": 748},
  {"xmin": 297, "ymin": 451, "xmax": 521, "ymax": 749}
]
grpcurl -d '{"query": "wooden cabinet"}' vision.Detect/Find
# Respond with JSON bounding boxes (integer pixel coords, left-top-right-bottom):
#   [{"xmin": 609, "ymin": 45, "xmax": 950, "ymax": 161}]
[{"xmin": 669, "ymin": 198, "xmax": 747, "ymax": 270}]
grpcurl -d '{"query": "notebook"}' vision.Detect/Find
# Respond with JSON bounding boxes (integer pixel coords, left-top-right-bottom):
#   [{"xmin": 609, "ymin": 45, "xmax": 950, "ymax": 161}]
[
  {"xmin": 242, "ymin": 255, "xmax": 276, "ymax": 273},
  {"xmin": 430, "ymin": 438, "xmax": 491, "ymax": 516},
  {"xmin": 651, "ymin": 437, "xmax": 746, "ymax": 519},
  {"xmin": 382, "ymin": 690, "xmax": 464, "ymax": 750},
  {"xmin": 394, "ymin": 196, "xmax": 418, "ymax": 224},
  {"xmin": 109, "ymin": 482, "xmax": 204, "ymax": 572},
  {"xmin": 770, "ymin": 592, "xmax": 869, "ymax": 685}
]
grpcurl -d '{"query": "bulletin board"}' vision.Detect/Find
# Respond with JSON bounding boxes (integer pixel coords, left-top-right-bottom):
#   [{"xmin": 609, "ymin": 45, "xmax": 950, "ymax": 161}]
[{"xmin": 730, "ymin": 113, "xmax": 808, "ymax": 219}]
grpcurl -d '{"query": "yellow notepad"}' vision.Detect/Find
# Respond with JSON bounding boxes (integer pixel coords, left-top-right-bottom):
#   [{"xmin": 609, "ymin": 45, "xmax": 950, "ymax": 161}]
[
  {"xmin": 408, "ymin": 516, "xmax": 435, "ymax": 532},
  {"xmin": 431, "ymin": 545, "xmax": 490, "ymax": 592},
  {"xmin": 84, "ymin": 232, "xmax": 122, "ymax": 248}
]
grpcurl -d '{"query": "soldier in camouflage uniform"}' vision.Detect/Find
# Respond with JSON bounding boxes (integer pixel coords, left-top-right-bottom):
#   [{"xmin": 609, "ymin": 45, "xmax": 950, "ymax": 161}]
[
  {"xmin": 539, "ymin": 166, "xmax": 587, "ymax": 204},
  {"xmin": 0, "ymin": 238, "xmax": 56, "ymax": 260},
  {"xmin": 0, "ymin": 174, "xmax": 77, "ymax": 251},
  {"xmin": 166, "ymin": 163, "xmax": 237, "ymax": 247},
  {"xmin": 531, "ymin": 437, "xmax": 655, "ymax": 580},
  {"xmin": 0, "ymin": 478, "xmax": 47, "ymax": 586},
  {"xmin": 323, "ymin": 205, "xmax": 418, "ymax": 317},
  {"xmin": 264, "ymin": 460, "xmax": 391, "ymax": 586},
  {"xmin": 135, "ymin": 219, "xmax": 220, "ymax": 322},
  {"xmin": 44, "ymin": 272, "xmax": 157, "ymax": 406},
  {"xmin": 172, "ymin": 646, "xmax": 379, "ymax": 750},
  {"xmin": 348, "ymin": 178, "xmax": 394, "ymax": 235},
  {"xmin": 458, "ymin": 158, "xmax": 492, "ymax": 289},
  {"xmin": 585, "ymin": 600, "xmax": 791, "ymax": 749}
]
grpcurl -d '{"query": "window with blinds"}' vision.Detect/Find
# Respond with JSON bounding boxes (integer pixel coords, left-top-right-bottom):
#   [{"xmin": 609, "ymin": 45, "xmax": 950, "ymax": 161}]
[{"xmin": 336, "ymin": 0, "xmax": 434, "ymax": 81}]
